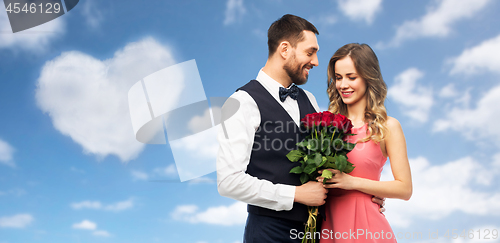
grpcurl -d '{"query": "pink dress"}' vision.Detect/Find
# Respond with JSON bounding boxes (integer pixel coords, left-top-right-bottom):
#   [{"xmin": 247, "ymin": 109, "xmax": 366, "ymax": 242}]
[{"xmin": 320, "ymin": 123, "xmax": 397, "ymax": 242}]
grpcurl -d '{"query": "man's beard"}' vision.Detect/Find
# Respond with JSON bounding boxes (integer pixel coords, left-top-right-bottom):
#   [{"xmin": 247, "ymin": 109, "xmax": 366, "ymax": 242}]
[{"xmin": 284, "ymin": 54, "xmax": 310, "ymax": 85}]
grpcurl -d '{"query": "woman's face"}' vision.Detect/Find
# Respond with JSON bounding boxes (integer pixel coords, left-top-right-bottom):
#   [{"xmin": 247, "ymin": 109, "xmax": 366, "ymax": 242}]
[{"xmin": 335, "ymin": 56, "xmax": 367, "ymax": 106}]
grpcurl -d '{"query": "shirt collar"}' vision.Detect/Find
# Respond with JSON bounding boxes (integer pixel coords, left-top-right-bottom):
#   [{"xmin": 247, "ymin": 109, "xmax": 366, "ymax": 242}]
[{"xmin": 257, "ymin": 69, "xmax": 285, "ymax": 102}]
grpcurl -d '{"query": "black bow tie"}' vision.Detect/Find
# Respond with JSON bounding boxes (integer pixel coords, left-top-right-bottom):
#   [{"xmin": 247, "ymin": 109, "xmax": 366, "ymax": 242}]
[{"xmin": 279, "ymin": 85, "xmax": 299, "ymax": 102}]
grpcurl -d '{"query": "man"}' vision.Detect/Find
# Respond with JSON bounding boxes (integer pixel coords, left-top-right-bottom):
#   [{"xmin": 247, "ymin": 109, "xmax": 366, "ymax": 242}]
[{"xmin": 217, "ymin": 14, "xmax": 382, "ymax": 242}]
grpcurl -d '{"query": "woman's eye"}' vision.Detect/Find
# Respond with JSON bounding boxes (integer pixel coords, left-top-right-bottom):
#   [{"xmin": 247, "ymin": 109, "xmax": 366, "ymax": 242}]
[{"xmin": 349, "ymin": 77, "xmax": 356, "ymax": 80}]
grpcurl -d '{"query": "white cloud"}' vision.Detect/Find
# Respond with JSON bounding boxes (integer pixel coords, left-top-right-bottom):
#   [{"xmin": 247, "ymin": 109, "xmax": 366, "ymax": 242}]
[
  {"xmin": 172, "ymin": 201, "xmax": 247, "ymax": 226},
  {"xmin": 0, "ymin": 7, "xmax": 64, "ymax": 51},
  {"xmin": 72, "ymin": 220, "xmax": 112, "ymax": 237},
  {"xmin": 131, "ymin": 170, "xmax": 149, "ymax": 181},
  {"xmin": 449, "ymin": 34, "xmax": 500, "ymax": 75},
  {"xmin": 92, "ymin": 230, "xmax": 112, "ymax": 237},
  {"xmin": 72, "ymin": 220, "xmax": 97, "ymax": 230},
  {"xmin": 434, "ymin": 84, "xmax": 500, "ymax": 147},
  {"xmin": 71, "ymin": 199, "xmax": 134, "ymax": 212},
  {"xmin": 169, "ymin": 107, "xmax": 221, "ymax": 181},
  {"xmin": 0, "ymin": 138, "xmax": 15, "ymax": 167},
  {"xmin": 388, "ymin": 68, "xmax": 433, "ymax": 123},
  {"xmin": 174, "ymin": 107, "xmax": 220, "ymax": 159},
  {"xmin": 80, "ymin": 0, "xmax": 104, "ymax": 28},
  {"xmin": 0, "ymin": 214, "xmax": 33, "ymax": 228},
  {"xmin": 337, "ymin": 0, "xmax": 382, "ymax": 25},
  {"xmin": 103, "ymin": 198, "xmax": 134, "ymax": 212},
  {"xmin": 35, "ymin": 37, "xmax": 176, "ymax": 161},
  {"xmin": 153, "ymin": 164, "xmax": 177, "ymax": 177},
  {"xmin": 309, "ymin": 15, "xmax": 337, "ymax": 27},
  {"xmin": 224, "ymin": 0, "xmax": 246, "ymax": 25},
  {"xmin": 380, "ymin": 0, "xmax": 492, "ymax": 47},
  {"xmin": 382, "ymin": 156, "xmax": 500, "ymax": 228},
  {"xmin": 188, "ymin": 107, "xmax": 220, "ymax": 135},
  {"xmin": 438, "ymin": 83, "xmax": 458, "ymax": 98},
  {"xmin": 71, "ymin": 200, "xmax": 102, "ymax": 210}
]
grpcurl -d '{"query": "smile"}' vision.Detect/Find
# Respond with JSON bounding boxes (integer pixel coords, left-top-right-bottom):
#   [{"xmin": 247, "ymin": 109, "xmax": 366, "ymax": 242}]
[
  {"xmin": 341, "ymin": 91, "xmax": 353, "ymax": 98},
  {"xmin": 304, "ymin": 67, "xmax": 311, "ymax": 75}
]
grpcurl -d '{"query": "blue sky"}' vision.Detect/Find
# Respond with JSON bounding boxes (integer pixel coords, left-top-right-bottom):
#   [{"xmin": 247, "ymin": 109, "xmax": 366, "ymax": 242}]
[{"xmin": 1, "ymin": 0, "xmax": 500, "ymax": 242}]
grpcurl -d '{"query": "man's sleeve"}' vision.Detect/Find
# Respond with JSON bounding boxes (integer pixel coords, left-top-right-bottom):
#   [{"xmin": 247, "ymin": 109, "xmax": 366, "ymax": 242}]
[
  {"xmin": 303, "ymin": 90, "xmax": 320, "ymax": 112},
  {"xmin": 216, "ymin": 91, "xmax": 296, "ymax": 211}
]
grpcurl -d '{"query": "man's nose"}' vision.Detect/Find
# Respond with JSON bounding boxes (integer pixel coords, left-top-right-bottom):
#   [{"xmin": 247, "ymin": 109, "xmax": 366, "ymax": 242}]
[{"xmin": 311, "ymin": 54, "xmax": 319, "ymax": 66}]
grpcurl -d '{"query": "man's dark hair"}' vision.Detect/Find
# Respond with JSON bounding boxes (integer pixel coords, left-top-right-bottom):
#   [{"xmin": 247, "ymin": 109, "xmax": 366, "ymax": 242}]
[{"xmin": 267, "ymin": 14, "xmax": 319, "ymax": 57}]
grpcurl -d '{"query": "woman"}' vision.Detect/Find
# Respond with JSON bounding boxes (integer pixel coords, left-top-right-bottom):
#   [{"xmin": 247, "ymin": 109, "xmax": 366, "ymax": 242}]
[{"xmin": 318, "ymin": 43, "xmax": 412, "ymax": 242}]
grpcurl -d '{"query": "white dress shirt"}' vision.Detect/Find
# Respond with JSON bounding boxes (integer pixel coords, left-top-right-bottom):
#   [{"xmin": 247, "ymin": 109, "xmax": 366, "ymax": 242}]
[{"xmin": 216, "ymin": 69, "xmax": 320, "ymax": 211}]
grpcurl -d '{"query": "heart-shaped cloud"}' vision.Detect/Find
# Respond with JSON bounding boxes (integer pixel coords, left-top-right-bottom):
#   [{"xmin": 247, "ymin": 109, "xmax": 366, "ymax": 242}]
[{"xmin": 35, "ymin": 37, "xmax": 177, "ymax": 161}]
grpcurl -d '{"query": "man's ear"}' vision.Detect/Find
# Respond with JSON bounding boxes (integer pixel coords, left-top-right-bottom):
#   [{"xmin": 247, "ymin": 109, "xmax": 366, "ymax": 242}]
[{"xmin": 278, "ymin": 41, "xmax": 290, "ymax": 60}]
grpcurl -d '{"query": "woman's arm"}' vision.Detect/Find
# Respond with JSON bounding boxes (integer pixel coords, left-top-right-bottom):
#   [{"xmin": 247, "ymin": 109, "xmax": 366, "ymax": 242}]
[{"xmin": 319, "ymin": 117, "xmax": 413, "ymax": 200}]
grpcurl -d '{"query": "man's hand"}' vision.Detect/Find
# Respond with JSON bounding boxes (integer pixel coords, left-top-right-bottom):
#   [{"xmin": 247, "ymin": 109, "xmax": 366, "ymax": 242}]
[
  {"xmin": 372, "ymin": 196, "xmax": 386, "ymax": 213},
  {"xmin": 294, "ymin": 181, "xmax": 328, "ymax": 206}
]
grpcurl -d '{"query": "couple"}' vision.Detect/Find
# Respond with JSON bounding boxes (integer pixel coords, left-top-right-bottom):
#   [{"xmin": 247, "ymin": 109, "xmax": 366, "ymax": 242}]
[{"xmin": 216, "ymin": 14, "xmax": 412, "ymax": 243}]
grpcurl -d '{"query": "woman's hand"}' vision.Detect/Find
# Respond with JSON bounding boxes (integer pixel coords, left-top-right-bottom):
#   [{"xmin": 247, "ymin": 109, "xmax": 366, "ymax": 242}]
[{"xmin": 317, "ymin": 169, "xmax": 358, "ymax": 190}]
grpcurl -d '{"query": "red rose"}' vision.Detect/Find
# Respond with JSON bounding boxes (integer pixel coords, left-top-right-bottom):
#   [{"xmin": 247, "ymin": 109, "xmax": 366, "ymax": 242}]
[
  {"xmin": 301, "ymin": 112, "xmax": 324, "ymax": 129},
  {"xmin": 320, "ymin": 111, "xmax": 334, "ymax": 127},
  {"xmin": 301, "ymin": 113, "xmax": 315, "ymax": 129},
  {"xmin": 343, "ymin": 119, "xmax": 353, "ymax": 134},
  {"xmin": 332, "ymin": 114, "xmax": 353, "ymax": 133},
  {"xmin": 311, "ymin": 113, "xmax": 322, "ymax": 127}
]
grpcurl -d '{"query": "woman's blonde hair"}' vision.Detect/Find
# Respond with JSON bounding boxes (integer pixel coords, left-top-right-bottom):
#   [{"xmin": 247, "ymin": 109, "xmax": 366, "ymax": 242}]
[{"xmin": 327, "ymin": 43, "xmax": 388, "ymax": 142}]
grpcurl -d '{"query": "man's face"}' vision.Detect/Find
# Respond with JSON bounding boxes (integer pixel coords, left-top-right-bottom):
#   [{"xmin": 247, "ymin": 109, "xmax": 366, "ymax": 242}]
[{"xmin": 284, "ymin": 30, "xmax": 319, "ymax": 85}]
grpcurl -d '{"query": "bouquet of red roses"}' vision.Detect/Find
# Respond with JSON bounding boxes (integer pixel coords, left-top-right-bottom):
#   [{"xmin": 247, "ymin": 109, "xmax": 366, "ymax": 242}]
[{"xmin": 287, "ymin": 111, "xmax": 356, "ymax": 243}]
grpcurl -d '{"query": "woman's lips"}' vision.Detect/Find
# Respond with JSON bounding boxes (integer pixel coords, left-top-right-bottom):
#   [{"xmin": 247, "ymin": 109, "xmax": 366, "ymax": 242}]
[{"xmin": 341, "ymin": 91, "xmax": 353, "ymax": 98}]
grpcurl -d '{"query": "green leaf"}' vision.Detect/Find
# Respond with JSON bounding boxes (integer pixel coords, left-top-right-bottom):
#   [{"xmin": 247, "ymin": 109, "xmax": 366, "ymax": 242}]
[
  {"xmin": 314, "ymin": 152, "xmax": 322, "ymax": 166},
  {"xmin": 319, "ymin": 156, "xmax": 327, "ymax": 167},
  {"xmin": 297, "ymin": 140, "xmax": 309, "ymax": 148},
  {"xmin": 304, "ymin": 164, "xmax": 317, "ymax": 175},
  {"xmin": 286, "ymin": 150, "xmax": 305, "ymax": 162},
  {"xmin": 323, "ymin": 156, "xmax": 336, "ymax": 168},
  {"xmin": 344, "ymin": 162, "xmax": 355, "ymax": 173},
  {"xmin": 305, "ymin": 154, "xmax": 315, "ymax": 165},
  {"xmin": 344, "ymin": 142, "xmax": 356, "ymax": 151},
  {"xmin": 336, "ymin": 151, "xmax": 347, "ymax": 158},
  {"xmin": 335, "ymin": 154, "xmax": 347, "ymax": 172},
  {"xmin": 333, "ymin": 139, "xmax": 343, "ymax": 151},
  {"xmin": 321, "ymin": 138, "xmax": 330, "ymax": 153},
  {"xmin": 290, "ymin": 166, "xmax": 303, "ymax": 174},
  {"xmin": 307, "ymin": 139, "xmax": 320, "ymax": 151},
  {"xmin": 300, "ymin": 173, "xmax": 309, "ymax": 184},
  {"xmin": 326, "ymin": 146, "xmax": 332, "ymax": 156}
]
